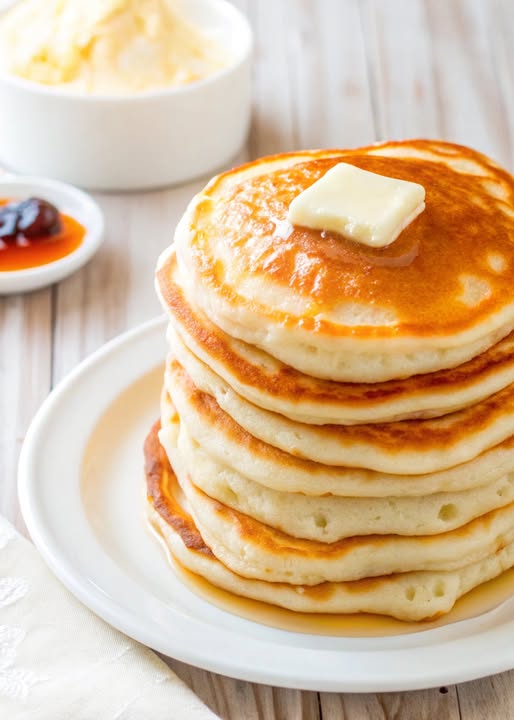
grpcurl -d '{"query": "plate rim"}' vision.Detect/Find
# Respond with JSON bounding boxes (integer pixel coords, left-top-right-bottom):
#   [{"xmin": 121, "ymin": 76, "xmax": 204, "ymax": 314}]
[{"xmin": 17, "ymin": 315, "xmax": 514, "ymax": 692}]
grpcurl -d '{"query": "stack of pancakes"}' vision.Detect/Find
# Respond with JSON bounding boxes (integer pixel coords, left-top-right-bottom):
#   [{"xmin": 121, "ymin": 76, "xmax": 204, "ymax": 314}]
[{"xmin": 147, "ymin": 139, "xmax": 514, "ymax": 622}]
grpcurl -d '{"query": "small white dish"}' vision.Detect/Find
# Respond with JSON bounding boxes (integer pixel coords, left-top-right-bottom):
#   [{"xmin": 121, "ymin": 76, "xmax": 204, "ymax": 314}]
[
  {"xmin": 0, "ymin": 174, "xmax": 104, "ymax": 294},
  {"xmin": 0, "ymin": 0, "xmax": 252, "ymax": 190},
  {"xmin": 17, "ymin": 317, "xmax": 514, "ymax": 692}
]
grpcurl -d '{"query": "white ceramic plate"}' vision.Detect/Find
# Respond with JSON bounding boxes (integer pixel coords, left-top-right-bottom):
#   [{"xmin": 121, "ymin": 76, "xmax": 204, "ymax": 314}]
[
  {"xmin": 18, "ymin": 317, "xmax": 514, "ymax": 692},
  {"xmin": 0, "ymin": 174, "xmax": 104, "ymax": 294}
]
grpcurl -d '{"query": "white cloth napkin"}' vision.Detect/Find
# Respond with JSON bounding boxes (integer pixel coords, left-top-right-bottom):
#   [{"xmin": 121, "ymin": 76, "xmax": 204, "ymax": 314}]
[{"xmin": 0, "ymin": 515, "xmax": 218, "ymax": 720}]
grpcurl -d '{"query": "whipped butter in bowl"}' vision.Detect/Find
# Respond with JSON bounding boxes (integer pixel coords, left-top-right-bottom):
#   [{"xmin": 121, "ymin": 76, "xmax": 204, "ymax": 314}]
[
  {"xmin": 0, "ymin": 0, "xmax": 229, "ymax": 94},
  {"xmin": 0, "ymin": 0, "xmax": 252, "ymax": 189}
]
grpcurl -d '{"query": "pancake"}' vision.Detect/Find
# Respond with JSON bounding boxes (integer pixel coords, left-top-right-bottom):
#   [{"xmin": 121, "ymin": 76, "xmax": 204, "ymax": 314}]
[
  {"xmin": 160, "ymin": 389, "xmax": 514, "ymax": 539},
  {"xmin": 150, "ymin": 139, "xmax": 514, "ymax": 624},
  {"xmin": 176, "ymin": 464, "xmax": 514, "ymax": 585},
  {"xmin": 161, "ymin": 416, "xmax": 514, "ymax": 541},
  {"xmin": 145, "ymin": 421, "xmax": 514, "ymax": 621},
  {"xmin": 158, "ymin": 140, "xmax": 514, "ymax": 382},
  {"xmin": 161, "ymin": 253, "xmax": 514, "ymax": 424},
  {"xmin": 159, "ymin": 384, "xmax": 514, "ymax": 585},
  {"xmin": 166, "ymin": 346, "xmax": 514, "ymax": 475},
  {"xmin": 165, "ymin": 359, "xmax": 514, "ymax": 497}
]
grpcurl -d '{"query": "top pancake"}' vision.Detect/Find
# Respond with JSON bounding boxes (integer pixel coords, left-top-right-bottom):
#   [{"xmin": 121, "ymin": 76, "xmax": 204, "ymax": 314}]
[{"xmin": 161, "ymin": 140, "xmax": 514, "ymax": 382}]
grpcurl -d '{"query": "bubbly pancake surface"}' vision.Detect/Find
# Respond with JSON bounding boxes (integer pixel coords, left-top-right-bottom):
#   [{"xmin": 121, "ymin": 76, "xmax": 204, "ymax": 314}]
[
  {"xmin": 162, "ymin": 140, "xmax": 514, "ymax": 381},
  {"xmin": 158, "ymin": 392, "xmax": 514, "ymax": 587},
  {"xmin": 164, "ymin": 418, "xmax": 514, "ymax": 542},
  {"xmin": 179, "ymin": 467, "xmax": 514, "ymax": 585},
  {"xmin": 145, "ymin": 422, "xmax": 514, "ymax": 622},
  {"xmin": 159, "ymin": 388, "xmax": 514, "ymax": 541}
]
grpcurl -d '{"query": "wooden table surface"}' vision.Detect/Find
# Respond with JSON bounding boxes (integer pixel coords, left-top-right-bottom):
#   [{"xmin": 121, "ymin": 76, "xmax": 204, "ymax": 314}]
[{"xmin": 2, "ymin": 1, "xmax": 514, "ymax": 718}]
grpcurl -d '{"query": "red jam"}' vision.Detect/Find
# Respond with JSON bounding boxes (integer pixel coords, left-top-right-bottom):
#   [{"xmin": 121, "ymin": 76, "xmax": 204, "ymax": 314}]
[{"xmin": 0, "ymin": 197, "xmax": 86, "ymax": 271}]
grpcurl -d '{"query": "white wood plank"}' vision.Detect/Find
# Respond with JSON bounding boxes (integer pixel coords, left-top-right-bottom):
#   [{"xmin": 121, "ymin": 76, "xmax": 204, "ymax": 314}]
[
  {"xmin": 168, "ymin": 660, "xmax": 320, "ymax": 720},
  {"xmin": 491, "ymin": 0, "xmax": 514, "ymax": 170},
  {"xmin": 51, "ymin": 182, "xmax": 205, "ymax": 382},
  {"xmin": 0, "ymin": 291, "xmax": 52, "ymax": 531},
  {"xmin": 243, "ymin": 0, "xmax": 300, "ymax": 155},
  {"xmin": 458, "ymin": 670, "xmax": 514, "ymax": 720},
  {"xmin": 320, "ymin": 687, "xmax": 461, "ymax": 719},
  {"xmin": 361, "ymin": 0, "xmax": 440, "ymax": 138},
  {"xmin": 287, "ymin": 0, "xmax": 375, "ymax": 149},
  {"xmin": 425, "ymin": 0, "xmax": 511, "ymax": 164}
]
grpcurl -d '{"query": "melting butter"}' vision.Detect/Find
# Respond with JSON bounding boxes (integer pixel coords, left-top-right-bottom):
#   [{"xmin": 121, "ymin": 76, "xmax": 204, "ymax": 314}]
[{"xmin": 288, "ymin": 162, "xmax": 426, "ymax": 248}]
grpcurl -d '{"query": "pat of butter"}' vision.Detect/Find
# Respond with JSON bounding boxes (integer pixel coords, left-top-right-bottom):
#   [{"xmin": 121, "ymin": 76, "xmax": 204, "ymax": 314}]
[{"xmin": 288, "ymin": 163, "xmax": 426, "ymax": 247}]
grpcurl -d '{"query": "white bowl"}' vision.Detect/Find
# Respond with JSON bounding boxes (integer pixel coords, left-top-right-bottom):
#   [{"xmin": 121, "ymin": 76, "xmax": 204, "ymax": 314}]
[
  {"xmin": 0, "ymin": 0, "xmax": 252, "ymax": 190},
  {"xmin": 0, "ymin": 174, "xmax": 104, "ymax": 294}
]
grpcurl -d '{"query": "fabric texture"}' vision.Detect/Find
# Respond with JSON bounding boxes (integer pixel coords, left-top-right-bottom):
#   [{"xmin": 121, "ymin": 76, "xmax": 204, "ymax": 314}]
[{"xmin": 0, "ymin": 514, "xmax": 218, "ymax": 720}]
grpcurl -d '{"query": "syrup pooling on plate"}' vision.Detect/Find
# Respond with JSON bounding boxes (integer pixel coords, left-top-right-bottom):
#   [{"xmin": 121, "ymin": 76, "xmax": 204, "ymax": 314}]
[
  {"xmin": 0, "ymin": 197, "xmax": 86, "ymax": 271},
  {"xmin": 145, "ymin": 421, "xmax": 514, "ymax": 637},
  {"xmin": 154, "ymin": 531, "xmax": 514, "ymax": 639}
]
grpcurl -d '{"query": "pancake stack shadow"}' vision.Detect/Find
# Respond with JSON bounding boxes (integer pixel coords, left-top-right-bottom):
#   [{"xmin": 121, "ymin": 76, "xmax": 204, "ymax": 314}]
[{"xmin": 148, "ymin": 140, "xmax": 514, "ymax": 622}]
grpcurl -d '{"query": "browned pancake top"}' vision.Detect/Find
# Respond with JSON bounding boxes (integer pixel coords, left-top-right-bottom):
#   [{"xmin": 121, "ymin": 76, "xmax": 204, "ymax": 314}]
[{"xmin": 165, "ymin": 140, "xmax": 514, "ymax": 339}]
